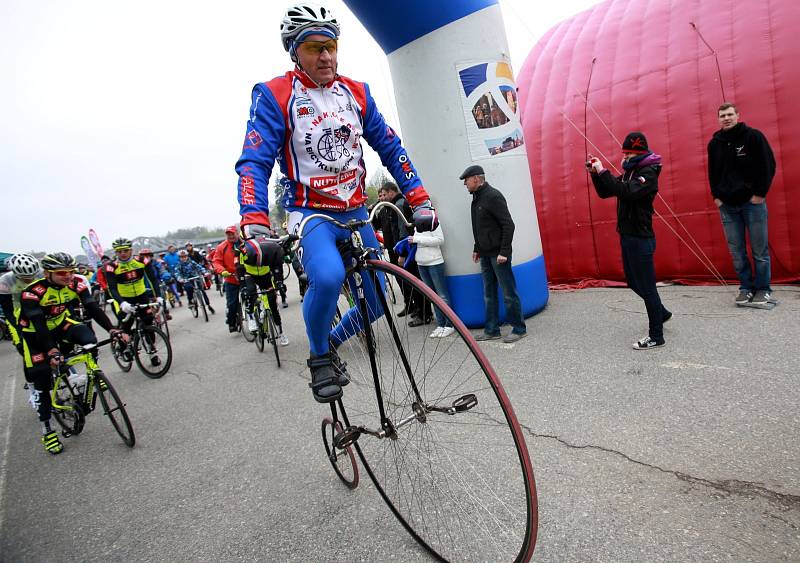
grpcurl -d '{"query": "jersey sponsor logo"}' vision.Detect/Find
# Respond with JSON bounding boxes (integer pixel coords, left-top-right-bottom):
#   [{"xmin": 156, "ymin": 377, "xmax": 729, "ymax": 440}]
[
  {"xmin": 398, "ymin": 154, "xmax": 416, "ymax": 180},
  {"xmin": 31, "ymin": 353, "xmax": 45, "ymax": 363},
  {"xmin": 49, "ymin": 304, "xmax": 66, "ymax": 315},
  {"xmin": 124, "ymin": 271, "xmax": 138, "ymax": 280},
  {"xmin": 309, "ymin": 169, "xmax": 358, "ymax": 190},
  {"xmin": 297, "ymin": 105, "xmax": 315, "ymax": 118},
  {"xmin": 244, "ymin": 129, "xmax": 263, "ymax": 151},
  {"xmin": 31, "ymin": 284, "xmax": 46, "ymax": 295},
  {"xmin": 241, "ymin": 175, "xmax": 256, "ymax": 205},
  {"xmin": 76, "ymin": 281, "xmax": 88, "ymax": 292},
  {"xmin": 22, "ymin": 291, "xmax": 38, "ymax": 300}
]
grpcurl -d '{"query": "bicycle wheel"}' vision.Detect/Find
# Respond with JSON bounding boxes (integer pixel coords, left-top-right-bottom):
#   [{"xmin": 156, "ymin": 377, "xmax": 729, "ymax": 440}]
[
  {"xmin": 111, "ymin": 339, "xmax": 133, "ymax": 372},
  {"xmin": 155, "ymin": 307, "xmax": 170, "ymax": 339},
  {"xmin": 94, "ymin": 371, "xmax": 135, "ymax": 447},
  {"xmin": 266, "ymin": 309, "xmax": 280, "ymax": 368},
  {"xmin": 134, "ymin": 326, "xmax": 172, "ymax": 378},
  {"xmin": 282, "ymin": 261, "xmax": 292, "ymax": 282},
  {"xmin": 240, "ymin": 298, "xmax": 255, "ymax": 342},
  {"xmin": 189, "ymin": 295, "xmax": 199, "ymax": 318},
  {"xmin": 254, "ymin": 304, "xmax": 265, "ymax": 352},
  {"xmin": 51, "ymin": 374, "xmax": 86, "ymax": 436},
  {"xmin": 321, "ymin": 416, "xmax": 358, "ymax": 489},
  {"xmin": 332, "ymin": 260, "xmax": 538, "ymax": 562},
  {"xmin": 198, "ymin": 288, "xmax": 209, "ymax": 322}
]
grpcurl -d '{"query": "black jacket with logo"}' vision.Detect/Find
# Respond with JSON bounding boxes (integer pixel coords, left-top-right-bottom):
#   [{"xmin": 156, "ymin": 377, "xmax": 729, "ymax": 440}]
[
  {"xmin": 707, "ymin": 122, "xmax": 776, "ymax": 205},
  {"xmin": 471, "ymin": 182, "xmax": 515, "ymax": 257},
  {"xmin": 591, "ymin": 153, "xmax": 661, "ymax": 238}
]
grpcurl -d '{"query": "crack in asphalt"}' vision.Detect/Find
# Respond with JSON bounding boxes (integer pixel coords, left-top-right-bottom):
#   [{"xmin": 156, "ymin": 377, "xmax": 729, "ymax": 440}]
[
  {"xmin": 517, "ymin": 420, "xmax": 800, "ymax": 510},
  {"xmin": 185, "ymin": 370, "xmax": 202, "ymax": 381}
]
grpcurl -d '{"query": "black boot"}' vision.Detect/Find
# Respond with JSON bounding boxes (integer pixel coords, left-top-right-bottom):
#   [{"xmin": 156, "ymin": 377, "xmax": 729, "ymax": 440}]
[{"xmin": 307, "ymin": 355, "xmax": 343, "ymax": 403}]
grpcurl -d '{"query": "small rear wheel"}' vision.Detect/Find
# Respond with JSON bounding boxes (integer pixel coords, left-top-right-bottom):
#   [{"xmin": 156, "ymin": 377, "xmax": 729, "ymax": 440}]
[
  {"xmin": 94, "ymin": 371, "xmax": 135, "ymax": 447},
  {"xmin": 134, "ymin": 326, "xmax": 172, "ymax": 378},
  {"xmin": 321, "ymin": 417, "xmax": 359, "ymax": 489}
]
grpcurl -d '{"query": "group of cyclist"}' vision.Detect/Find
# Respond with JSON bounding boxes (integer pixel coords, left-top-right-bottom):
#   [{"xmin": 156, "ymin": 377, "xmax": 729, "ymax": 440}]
[{"xmin": 3, "ymin": 1, "xmax": 439, "ymax": 455}]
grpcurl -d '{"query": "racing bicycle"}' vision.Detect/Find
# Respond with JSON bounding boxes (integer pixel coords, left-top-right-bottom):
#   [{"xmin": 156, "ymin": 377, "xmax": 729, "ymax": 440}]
[
  {"xmin": 111, "ymin": 302, "xmax": 172, "ymax": 378},
  {"xmin": 51, "ymin": 337, "xmax": 135, "ymax": 447}
]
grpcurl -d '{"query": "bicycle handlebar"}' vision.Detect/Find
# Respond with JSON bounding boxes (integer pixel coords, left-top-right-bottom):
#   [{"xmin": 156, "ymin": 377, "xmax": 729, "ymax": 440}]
[{"xmin": 248, "ymin": 202, "xmax": 411, "ymax": 253}]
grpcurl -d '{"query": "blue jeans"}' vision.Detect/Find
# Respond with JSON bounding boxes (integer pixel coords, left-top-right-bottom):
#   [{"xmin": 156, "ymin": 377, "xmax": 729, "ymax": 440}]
[
  {"xmin": 479, "ymin": 256, "xmax": 526, "ymax": 336},
  {"xmin": 719, "ymin": 202, "xmax": 771, "ymax": 291},
  {"xmin": 417, "ymin": 263, "xmax": 453, "ymax": 328},
  {"xmin": 620, "ymin": 235, "xmax": 670, "ymax": 341},
  {"xmin": 224, "ymin": 282, "xmax": 239, "ymax": 327}
]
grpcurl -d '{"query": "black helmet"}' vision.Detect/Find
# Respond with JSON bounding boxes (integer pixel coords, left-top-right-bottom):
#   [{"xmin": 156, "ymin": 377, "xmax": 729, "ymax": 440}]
[
  {"xmin": 41, "ymin": 252, "xmax": 77, "ymax": 271},
  {"xmin": 112, "ymin": 237, "xmax": 133, "ymax": 250}
]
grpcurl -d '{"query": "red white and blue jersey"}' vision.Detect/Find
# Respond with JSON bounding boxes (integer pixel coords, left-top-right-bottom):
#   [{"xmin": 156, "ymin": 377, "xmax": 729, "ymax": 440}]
[{"xmin": 236, "ymin": 69, "xmax": 429, "ymax": 226}]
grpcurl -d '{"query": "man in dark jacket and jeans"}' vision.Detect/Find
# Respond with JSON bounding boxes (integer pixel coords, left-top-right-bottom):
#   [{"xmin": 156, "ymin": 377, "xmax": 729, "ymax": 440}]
[
  {"xmin": 462, "ymin": 165, "xmax": 526, "ymax": 343},
  {"xmin": 708, "ymin": 103, "xmax": 776, "ymax": 306},
  {"xmin": 588, "ymin": 132, "xmax": 671, "ymax": 350}
]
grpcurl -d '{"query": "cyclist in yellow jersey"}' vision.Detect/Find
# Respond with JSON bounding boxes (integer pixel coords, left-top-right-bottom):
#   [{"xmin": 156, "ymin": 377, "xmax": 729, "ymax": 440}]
[
  {"xmin": 238, "ymin": 232, "xmax": 289, "ymax": 346},
  {"xmin": 104, "ymin": 238, "xmax": 157, "ymax": 332},
  {"xmin": 17, "ymin": 252, "xmax": 125, "ymax": 455},
  {"xmin": 0, "ymin": 254, "xmax": 43, "ymax": 355}
]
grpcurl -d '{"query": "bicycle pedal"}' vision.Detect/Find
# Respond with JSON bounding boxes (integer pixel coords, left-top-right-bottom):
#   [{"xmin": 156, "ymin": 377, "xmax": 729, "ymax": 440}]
[
  {"xmin": 452, "ymin": 393, "xmax": 478, "ymax": 413},
  {"xmin": 333, "ymin": 425, "xmax": 360, "ymax": 449}
]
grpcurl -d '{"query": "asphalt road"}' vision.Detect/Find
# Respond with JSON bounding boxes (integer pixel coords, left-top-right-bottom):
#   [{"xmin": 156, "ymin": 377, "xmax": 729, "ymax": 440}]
[{"xmin": 0, "ymin": 284, "xmax": 798, "ymax": 562}]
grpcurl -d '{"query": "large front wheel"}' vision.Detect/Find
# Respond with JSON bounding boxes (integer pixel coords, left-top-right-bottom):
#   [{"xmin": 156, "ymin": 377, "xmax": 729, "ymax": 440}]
[
  {"xmin": 134, "ymin": 326, "xmax": 172, "ymax": 378},
  {"xmin": 332, "ymin": 260, "xmax": 538, "ymax": 562}
]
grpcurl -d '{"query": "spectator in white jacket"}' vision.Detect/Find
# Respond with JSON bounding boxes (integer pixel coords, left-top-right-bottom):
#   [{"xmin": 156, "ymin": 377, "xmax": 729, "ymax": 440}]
[{"xmin": 410, "ymin": 224, "xmax": 455, "ymax": 338}]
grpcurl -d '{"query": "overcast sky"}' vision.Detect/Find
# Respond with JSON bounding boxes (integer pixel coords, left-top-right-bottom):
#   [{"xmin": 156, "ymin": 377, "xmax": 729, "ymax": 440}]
[{"xmin": 1, "ymin": 0, "xmax": 599, "ymax": 255}]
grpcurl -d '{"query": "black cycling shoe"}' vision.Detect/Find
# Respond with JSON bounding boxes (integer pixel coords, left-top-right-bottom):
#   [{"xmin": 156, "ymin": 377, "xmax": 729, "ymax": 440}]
[
  {"xmin": 208, "ymin": 306, "xmax": 215, "ymax": 314},
  {"xmin": 329, "ymin": 347, "xmax": 350, "ymax": 387},
  {"xmin": 228, "ymin": 324, "xmax": 238, "ymax": 333},
  {"xmin": 307, "ymin": 355, "xmax": 343, "ymax": 403}
]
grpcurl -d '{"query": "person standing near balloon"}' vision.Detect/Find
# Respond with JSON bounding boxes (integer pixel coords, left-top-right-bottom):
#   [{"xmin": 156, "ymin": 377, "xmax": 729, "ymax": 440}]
[
  {"xmin": 587, "ymin": 132, "xmax": 672, "ymax": 350},
  {"xmin": 707, "ymin": 103, "xmax": 777, "ymax": 307}
]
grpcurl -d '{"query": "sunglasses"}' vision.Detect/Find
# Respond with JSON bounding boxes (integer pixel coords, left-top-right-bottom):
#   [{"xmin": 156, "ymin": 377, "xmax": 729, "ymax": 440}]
[
  {"xmin": 298, "ymin": 39, "xmax": 338, "ymax": 56},
  {"xmin": 50, "ymin": 269, "xmax": 75, "ymax": 276}
]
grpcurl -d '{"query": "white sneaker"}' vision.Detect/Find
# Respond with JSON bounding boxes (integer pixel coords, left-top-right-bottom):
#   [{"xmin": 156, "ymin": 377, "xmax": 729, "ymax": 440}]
[
  {"xmin": 438, "ymin": 326, "xmax": 455, "ymax": 337},
  {"xmin": 279, "ymin": 333, "xmax": 289, "ymax": 346},
  {"xmin": 247, "ymin": 317, "xmax": 258, "ymax": 333},
  {"xmin": 429, "ymin": 327, "xmax": 444, "ymax": 338}
]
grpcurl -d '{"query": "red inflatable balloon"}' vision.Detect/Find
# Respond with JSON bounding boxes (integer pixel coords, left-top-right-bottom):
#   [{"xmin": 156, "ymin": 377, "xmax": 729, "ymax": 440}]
[{"xmin": 518, "ymin": 0, "xmax": 799, "ymax": 284}]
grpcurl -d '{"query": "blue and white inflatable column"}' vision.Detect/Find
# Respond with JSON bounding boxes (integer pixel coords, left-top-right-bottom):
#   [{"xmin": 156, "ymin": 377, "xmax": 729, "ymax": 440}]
[{"xmin": 344, "ymin": 0, "xmax": 548, "ymax": 327}]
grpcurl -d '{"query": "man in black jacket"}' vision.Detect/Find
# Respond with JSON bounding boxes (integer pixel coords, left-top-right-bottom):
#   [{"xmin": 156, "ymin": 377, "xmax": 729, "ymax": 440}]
[
  {"xmin": 588, "ymin": 132, "xmax": 672, "ymax": 350},
  {"xmin": 708, "ymin": 103, "xmax": 776, "ymax": 306},
  {"xmin": 462, "ymin": 165, "xmax": 526, "ymax": 343},
  {"xmin": 375, "ymin": 182, "xmax": 431, "ymax": 325}
]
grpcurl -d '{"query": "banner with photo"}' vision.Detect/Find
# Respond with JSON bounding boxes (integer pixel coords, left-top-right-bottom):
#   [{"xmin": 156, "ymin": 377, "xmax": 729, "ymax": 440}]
[{"xmin": 456, "ymin": 60, "xmax": 524, "ymax": 161}]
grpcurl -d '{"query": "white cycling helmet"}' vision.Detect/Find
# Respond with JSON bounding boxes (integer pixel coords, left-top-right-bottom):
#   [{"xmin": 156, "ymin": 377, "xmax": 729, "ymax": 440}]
[
  {"xmin": 280, "ymin": 3, "xmax": 340, "ymax": 52},
  {"xmin": 10, "ymin": 253, "xmax": 41, "ymax": 277}
]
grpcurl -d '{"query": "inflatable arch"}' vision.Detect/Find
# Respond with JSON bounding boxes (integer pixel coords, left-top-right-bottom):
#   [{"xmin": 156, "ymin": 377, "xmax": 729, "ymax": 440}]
[{"xmin": 343, "ymin": 0, "xmax": 549, "ymax": 327}]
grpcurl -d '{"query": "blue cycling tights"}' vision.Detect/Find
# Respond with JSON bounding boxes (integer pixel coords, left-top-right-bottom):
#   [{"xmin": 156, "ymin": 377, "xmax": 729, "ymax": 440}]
[{"xmin": 288, "ymin": 206, "xmax": 386, "ymax": 357}]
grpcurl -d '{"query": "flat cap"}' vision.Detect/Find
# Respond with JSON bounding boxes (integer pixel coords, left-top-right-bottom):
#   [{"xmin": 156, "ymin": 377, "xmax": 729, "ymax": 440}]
[{"xmin": 459, "ymin": 164, "xmax": 485, "ymax": 180}]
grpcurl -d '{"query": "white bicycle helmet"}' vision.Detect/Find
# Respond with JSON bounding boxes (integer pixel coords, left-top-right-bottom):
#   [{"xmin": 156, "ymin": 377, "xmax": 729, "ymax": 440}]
[
  {"xmin": 280, "ymin": 3, "xmax": 340, "ymax": 52},
  {"xmin": 10, "ymin": 253, "xmax": 41, "ymax": 277}
]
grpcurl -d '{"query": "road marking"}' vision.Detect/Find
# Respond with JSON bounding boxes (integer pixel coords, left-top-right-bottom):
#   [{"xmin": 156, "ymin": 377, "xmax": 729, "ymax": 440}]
[
  {"xmin": 0, "ymin": 370, "xmax": 18, "ymax": 539},
  {"xmin": 661, "ymin": 362, "xmax": 731, "ymax": 371}
]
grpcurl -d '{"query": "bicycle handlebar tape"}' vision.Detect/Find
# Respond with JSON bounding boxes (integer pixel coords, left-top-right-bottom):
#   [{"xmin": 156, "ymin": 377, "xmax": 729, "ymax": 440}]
[{"xmin": 343, "ymin": 0, "xmax": 548, "ymax": 327}]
